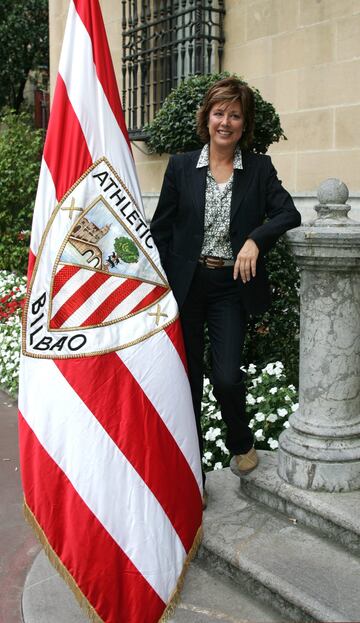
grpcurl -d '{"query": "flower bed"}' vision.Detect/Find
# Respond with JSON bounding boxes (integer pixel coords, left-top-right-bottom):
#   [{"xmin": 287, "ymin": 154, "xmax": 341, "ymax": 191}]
[
  {"xmin": 201, "ymin": 361, "xmax": 298, "ymax": 471},
  {"xmin": 0, "ymin": 271, "xmax": 26, "ymax": 396}
]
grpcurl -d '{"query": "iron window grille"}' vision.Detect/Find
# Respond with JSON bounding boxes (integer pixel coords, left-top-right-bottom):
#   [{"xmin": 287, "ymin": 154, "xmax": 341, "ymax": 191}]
[{"xmin": 122, "ymin": 0, "xmax": 225, "ymax": 140}]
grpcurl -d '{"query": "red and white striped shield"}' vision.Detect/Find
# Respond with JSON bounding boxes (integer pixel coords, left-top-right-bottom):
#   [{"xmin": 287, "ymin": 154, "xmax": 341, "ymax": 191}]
[
  {"xmin": 18, "ymin": 2, "xmax": 203, "ymax": 622},
  {"xmin": 23, "ymin": 157, "xmax": 176, "ymax": 357}
]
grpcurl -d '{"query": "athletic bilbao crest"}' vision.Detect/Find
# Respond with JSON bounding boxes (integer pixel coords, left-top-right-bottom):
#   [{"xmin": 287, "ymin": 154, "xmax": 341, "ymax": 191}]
[{"xmin": 23, "ymin": 157, "xmax": 177, "ymax": 358}]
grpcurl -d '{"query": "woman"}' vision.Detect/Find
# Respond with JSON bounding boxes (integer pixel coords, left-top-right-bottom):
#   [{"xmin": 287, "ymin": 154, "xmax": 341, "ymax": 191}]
[{"xmin": 150, "ymin": 77, "xmax": 301, "ymax": 483}]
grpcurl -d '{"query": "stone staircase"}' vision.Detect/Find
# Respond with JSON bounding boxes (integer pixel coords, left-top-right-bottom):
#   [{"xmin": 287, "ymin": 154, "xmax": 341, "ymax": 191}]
[
  {"xmin": 198, "ymin": 456, "xmax": 360, "ymax": 623},
  {"xmin": 22, "ymin": 452, "xmax": 360, "ymax": 623}
]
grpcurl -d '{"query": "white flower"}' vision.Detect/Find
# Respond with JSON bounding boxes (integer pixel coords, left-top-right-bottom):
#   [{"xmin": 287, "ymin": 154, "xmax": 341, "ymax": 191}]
[
  {"xmin": 256, "ymin": 396, "xmax": 265, "ymax": 403},
  {"xmin": 263, "ymin": 363, "xmax": 276, "ymax": 375},
  {"xmin": 204, "ymin": 427, "xmax": 221, "ymax": 441},
  {"xmin": 268, "ymin": 437, "xmax": 279, "ymax": 450},
  {"xmin": 288, "ymin": 384, "xmax": 296, "ymax": 392},
  {"xmin": 284, "ymin": 395, "xmax": 291, "ymax": 403},
  {"xmin": 247, "ymin": 363, "xmax": 257, "ymax": 375},
  {"xmin": 204, "ymin": 451, "xmax": 213, "ymax": 460},
  {"xmin": 252, "ymin": 376, "xmax": 262, "ymax": 388},
  {"xmin": 255, "ymin": 412, "xmax": 265, "ymax": 422},
  {"xmin": 254, "ymin": 429, "xmax": 265, "ymax": 441},
  {"xmin": 214, "ymin": 462, "xmax": 223, "ymax": 470},
  {"xmin": 216, "ymin": 439, "xmax": 230, "ymax": 454},
  {"xmin": 277, "ymin": 408, "xmax": 288, "ymax": 418},
  {"xmin": 269, "ymin": 387, "xmax": 278, "ymax": 395},
  {"xmin": 273, "ymin": 362, "xmax": 284, "ymax": 378},
  {"xmin": 283, "ymin": 421, "xmax": 290, "ymax": 429},
  {"xmin": 291, "ymin": 403, "xmax": 299, "ymax": 412},
  {"xmin": 267, "ymin": 413, "xmax": 278, "ymax": 423},
  {"xmin": 248, "ymin": 418, "xmax": 254, "ymax": 429},
  {"xmin": 246, "ymin": 393, "xmax": 256, "ymax": 405}
]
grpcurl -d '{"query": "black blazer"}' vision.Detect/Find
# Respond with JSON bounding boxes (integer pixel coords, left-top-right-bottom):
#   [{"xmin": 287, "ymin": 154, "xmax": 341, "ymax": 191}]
[{"xmin": 150, "ymin": 149, "xmax": 301, "ymax": 315}]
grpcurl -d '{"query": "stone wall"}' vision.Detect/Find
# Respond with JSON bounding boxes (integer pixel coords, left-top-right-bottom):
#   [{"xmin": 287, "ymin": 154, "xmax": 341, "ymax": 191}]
[{"xmin": 224, "ymin": 0, "xmax": 360, "ymax": 193}]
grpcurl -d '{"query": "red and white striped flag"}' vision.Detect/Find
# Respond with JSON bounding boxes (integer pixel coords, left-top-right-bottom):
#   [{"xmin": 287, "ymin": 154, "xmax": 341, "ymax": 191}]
[{"xmin": 18, "ymin": 1, "xmax": 203, "ymax": 621}]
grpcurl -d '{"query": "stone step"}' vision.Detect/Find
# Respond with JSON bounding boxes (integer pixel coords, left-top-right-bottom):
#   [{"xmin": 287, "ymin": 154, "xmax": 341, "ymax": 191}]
[
  {"xmin": 169, "ymin": 560, "xmax": 287, "ymax": 623},
  {"xmin": 231, "ymin": 450, "xmax": 360, "ymax": 556},
  {"xmin": 23, "ymin": 549, "xmax": 285, "ymax": 623},
  {"xmin": 200, "ymin": 467, "xmax": 360, "ymax": 623}
]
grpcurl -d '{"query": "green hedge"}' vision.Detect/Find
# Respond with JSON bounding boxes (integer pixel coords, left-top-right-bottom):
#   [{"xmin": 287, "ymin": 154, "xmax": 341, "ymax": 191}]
[{"xmin": 0, "ymin": 109, "xmax": 43, "ymax": 274}]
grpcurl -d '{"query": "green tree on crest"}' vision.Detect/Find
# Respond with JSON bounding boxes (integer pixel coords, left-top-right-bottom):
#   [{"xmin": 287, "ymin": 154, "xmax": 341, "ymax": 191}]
[{"xmin": 114, "ymin": 237, "xmax": 139, "ymax": 264}]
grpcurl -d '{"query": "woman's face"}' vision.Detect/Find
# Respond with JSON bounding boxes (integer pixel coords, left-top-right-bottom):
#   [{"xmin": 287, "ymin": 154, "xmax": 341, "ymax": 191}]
[{"xmin": 207, "ymin": 100, "xmax": 244, "ymax": 151}]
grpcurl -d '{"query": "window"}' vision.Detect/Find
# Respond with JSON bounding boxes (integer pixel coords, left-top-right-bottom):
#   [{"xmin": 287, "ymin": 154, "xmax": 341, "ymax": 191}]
[{"xmin": 121, "ymin": 0, "xmax": 225, "ymax": 139}]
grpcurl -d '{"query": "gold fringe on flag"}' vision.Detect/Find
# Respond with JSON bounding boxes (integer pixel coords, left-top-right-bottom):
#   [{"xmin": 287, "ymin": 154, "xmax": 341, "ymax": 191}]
[
  {"xmin": 23, "ymin": 500, "xmax": 105, "ymax": 623},
  {"xmin": 24, "ymin": 498, "xmax": 203, "ymax": 623},
  {"xmin": 158, "ymin": 524, "xmax": 203, "ymax": 623}
]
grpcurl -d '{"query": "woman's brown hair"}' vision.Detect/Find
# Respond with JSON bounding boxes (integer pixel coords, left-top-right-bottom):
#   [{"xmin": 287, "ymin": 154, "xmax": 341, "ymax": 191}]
[{"xmin": 196, "ymin": 77, "xmax": 255, "ymax": 149}]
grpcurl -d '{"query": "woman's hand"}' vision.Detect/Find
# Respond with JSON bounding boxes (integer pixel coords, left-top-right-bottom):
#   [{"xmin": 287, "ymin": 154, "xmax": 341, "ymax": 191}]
[{"xmin": 233, "ymin": 239, "xmax": 259, "ymax": 283}]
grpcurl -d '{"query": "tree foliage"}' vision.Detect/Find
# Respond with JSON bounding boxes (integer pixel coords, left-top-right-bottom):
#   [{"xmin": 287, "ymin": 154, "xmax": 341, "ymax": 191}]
[
  {"xmin": 144, "ymin": 72, "xmax": 286, "ymax": 155},
  {"xmin": 114, "ymin": 237, "xmax": 139, "ymax": 263},
  {"xmin": 0, "ymin": 110, "xmax": 44, "ymax": 273},
  {"xmin": 0, "ymin": 0, "xmax": 49, "ymax": 112}
]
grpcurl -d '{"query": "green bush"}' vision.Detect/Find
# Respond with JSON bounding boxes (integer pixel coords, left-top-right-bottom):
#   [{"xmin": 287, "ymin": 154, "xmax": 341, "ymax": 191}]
[
  {"xmin": 144, "ymin": 72, "xmax": 286, "ymax": 155},
  {"xmin": 0, "ymin": 109, "xmax": 43, "ymax": 273},
  {"xmin": 201, "ymin": 363, "xmax": 298, "ymax": 471}
]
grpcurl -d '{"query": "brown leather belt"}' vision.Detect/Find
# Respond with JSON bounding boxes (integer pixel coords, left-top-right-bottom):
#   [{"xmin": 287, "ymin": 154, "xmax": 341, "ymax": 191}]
[{"xmin": 198, "ymin": 255, "xmax": 235, "ymax": 269}]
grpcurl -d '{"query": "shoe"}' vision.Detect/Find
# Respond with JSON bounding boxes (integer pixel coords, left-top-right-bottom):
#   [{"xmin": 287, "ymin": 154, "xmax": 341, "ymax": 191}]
[
  {"xmin": 235, "ymin": 447, "xmax": 258, "ymax": 475},
  {"xmin": 202, "ymin": 489, "xmax": 208, "ymax": 510}
]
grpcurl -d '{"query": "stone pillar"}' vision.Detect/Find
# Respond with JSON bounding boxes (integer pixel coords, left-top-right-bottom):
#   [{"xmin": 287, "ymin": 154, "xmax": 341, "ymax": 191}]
[{"xmin": 278, "ymin": 179, "xmax": 360, "ymax": 492}]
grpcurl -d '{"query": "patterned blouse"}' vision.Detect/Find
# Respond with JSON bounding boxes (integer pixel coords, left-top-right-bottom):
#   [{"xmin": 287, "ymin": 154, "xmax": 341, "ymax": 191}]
[{"xmin": 196, "ymin": 143, "xmax": 243, "ymax": 259}]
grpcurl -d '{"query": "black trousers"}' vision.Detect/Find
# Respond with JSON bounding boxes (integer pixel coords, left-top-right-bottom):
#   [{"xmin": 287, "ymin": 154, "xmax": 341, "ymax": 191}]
[{"xmin": 180, "ymin": 263, "xmax": 254, "ymax": 460}]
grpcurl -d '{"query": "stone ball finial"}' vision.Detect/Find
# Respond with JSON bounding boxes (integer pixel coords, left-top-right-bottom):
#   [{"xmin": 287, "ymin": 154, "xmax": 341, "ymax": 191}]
[{"xmin": 317, "ymin": 178, "xmax": 349, "ymax": 205}]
